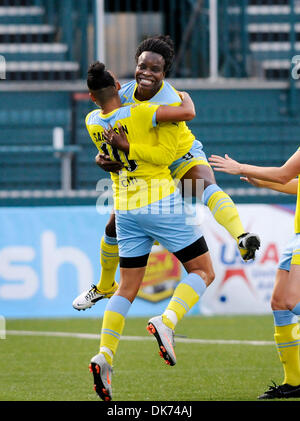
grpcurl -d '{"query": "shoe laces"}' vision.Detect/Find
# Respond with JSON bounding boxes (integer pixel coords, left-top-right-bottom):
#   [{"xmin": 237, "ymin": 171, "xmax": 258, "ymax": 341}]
[
  {"xmin": 85, "ymin": 285, "xmax": 99, "ymax": 300},
  {"xmin": 266, "ymin": 381, "xmax": 285, "ymax": 395}
]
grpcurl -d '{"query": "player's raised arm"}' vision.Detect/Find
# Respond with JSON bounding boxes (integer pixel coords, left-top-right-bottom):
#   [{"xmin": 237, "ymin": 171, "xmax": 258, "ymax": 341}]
[
  {"xmin": 155, "ymin": 91, "xmax": 196, "ymax": 122},
  {"xmin": 209, "ymin": 150, "xmax": 300, "ymax": 185}
]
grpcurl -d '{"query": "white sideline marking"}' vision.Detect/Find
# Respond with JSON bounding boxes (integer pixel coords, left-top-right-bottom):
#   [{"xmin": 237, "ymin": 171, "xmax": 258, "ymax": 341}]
[{"xmin": 6, "ymin": 330, "xmax": 274, "ymax": 346}]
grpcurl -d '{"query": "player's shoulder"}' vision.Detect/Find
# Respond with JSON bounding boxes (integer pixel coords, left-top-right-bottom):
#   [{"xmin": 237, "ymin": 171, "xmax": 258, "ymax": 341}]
[
  {"xmin": 85, "ymin": 109, "xmax": 101, "ymax": 126},
  {"xmin": 155, "ymin": 80, "xmax": 181, "ymax": 104},
  {"xmin": 131, "ymin": 102, "xmax": 157, "ymax": 114},
  {"xmin": 119, "ymin": 80, "xmax": 136, "ymax": 98}
]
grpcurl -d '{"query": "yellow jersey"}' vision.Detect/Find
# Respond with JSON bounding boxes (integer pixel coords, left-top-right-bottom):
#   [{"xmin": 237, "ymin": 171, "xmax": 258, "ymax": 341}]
[
  {"xmin": 295, "ymin": 177, "xmax": 300, "ymax": 233},
  {"xmin": 119, "ymin": 80, "xmax": 195, "ymax": 160},
  {"xmin": 86, "ymin": 103, "xmax": 178, "ymax": 211}
]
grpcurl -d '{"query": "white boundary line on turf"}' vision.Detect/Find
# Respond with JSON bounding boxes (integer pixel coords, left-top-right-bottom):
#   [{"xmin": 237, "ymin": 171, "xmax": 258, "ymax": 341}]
[{"xmin": 6, "ymin": 330, "xmax": 274, "ymax": 346}]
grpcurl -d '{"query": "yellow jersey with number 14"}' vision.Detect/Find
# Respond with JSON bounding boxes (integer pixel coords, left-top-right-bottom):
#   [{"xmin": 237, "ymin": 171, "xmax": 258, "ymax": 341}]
[
  {"xmin": 85, "ymin": 103, "xmax": 178, "ymax": 211},
  {"xmin": 295, "ymin": 148, "xmax": 300, "ymax": 233}
]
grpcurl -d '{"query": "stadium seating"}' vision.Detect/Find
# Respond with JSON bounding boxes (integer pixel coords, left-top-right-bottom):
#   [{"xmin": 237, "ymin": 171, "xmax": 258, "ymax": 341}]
[
  {"xmin": 0, "ymin": 91, "xmax": 73, "ymax": 191},
  {"xmin": 246, "ymin": 0, "xmax": 300, "ymax": 79},
  {"xmin": 0, "ymin": 0, "xmax": 299, "ymax": 204},
  {"xmin": 0, "ymin": 0, "xmax": 80, "ymax": 81}
]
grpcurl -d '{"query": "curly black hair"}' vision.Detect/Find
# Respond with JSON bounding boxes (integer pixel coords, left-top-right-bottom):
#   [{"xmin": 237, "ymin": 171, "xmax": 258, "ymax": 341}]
[
  {"xmin": 87, "ymin": 61, "xmax": 115, "ymax": 91},
  {"xmin": 135, "ymin": 35, "xmax": 175, "ymax": 74}
]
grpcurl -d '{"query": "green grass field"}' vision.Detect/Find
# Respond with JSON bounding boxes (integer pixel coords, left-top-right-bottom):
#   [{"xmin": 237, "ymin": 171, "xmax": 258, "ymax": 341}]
[{"xmin": 0, "ymin": 314, "xmax": 297, "ymax": 402}]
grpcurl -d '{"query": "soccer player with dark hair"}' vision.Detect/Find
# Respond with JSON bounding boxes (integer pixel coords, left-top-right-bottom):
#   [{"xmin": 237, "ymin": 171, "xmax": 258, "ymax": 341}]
[
  {"xmin": 209, "ymin": 151, "xmax": 300, "ymax": 399},
  {"xmin": 85, "ymin": 61, "xmax": 215, "ymax": 401},
  {"xmin": 73, "ymin": 35, "xmax": 260, "ymax": 311}
]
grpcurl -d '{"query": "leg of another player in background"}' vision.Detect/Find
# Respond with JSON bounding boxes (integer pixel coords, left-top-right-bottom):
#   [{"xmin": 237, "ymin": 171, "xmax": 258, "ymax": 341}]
[{"xmin": 270, "ymin": 268, "xmax": 300, "ymax": 387}]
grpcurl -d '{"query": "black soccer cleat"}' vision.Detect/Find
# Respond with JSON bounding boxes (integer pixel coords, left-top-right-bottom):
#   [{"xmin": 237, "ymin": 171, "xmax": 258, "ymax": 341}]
[
  {"xmin": 258, "ymin": 382, "xmax": 300, "ymax": 399},
  {"xmin": 238, "ymin": 232, "xmax": 261, "ymax": 261}
]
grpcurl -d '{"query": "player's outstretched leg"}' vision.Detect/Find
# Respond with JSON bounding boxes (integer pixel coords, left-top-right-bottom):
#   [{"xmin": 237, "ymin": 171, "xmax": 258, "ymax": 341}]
[
  {"xmin": 180, "ymin": 162, "xmax": 261, "ymax": 262},
  {"xmin": 203, "ymin": 184, "xmax": 261, "ymax": 261},
  {"xmin": 238, "ymin": 232, "xmax": 261, "ymax": 261}
]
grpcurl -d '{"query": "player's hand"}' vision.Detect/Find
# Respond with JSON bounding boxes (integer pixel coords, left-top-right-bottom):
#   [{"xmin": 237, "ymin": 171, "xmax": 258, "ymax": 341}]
[
  {"xmin": 103, "ymin": 123, "xmax": 130, "ymax": 154},
  {"xmin": 180, "ymin": 91, "xmax": 192, "ymax": 103},
  {"xmin": 178, "ymin": 91, "xmax": 184, "ymax": 101},
  {"xmin": 95, "ymin": 152, "xmax": 123, "ymax": 173},
  {"xmin": 240, "ymin": 176, "xmax": 261, "ymax": 187},
  {"xmin": 208, "ymin": 154, "xmax": 242, "ymax": 175}
]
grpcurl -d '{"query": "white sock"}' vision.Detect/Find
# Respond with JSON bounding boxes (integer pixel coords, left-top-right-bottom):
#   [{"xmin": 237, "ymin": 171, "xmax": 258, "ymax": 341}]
[{"xmin": 163, "ymin": 309, "xmax": 178, "ymax": 328}]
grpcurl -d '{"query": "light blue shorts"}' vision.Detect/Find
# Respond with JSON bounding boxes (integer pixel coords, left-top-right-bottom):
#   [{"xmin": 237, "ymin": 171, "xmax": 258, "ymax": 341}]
[
  {"xmin": 168, "ymin": 140, "xmax": 210, "ymax": 180},
  {"xmin": 278, "ymin": 233, "xmax": 300, "ymax": 271},
  {"xmin": 115, "ymin": 190, "xmax": 203, "ymax": 258}
]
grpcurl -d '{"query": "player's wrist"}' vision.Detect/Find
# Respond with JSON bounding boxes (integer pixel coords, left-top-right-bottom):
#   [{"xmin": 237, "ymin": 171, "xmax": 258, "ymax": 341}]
[{"xmin": 238, "ymin": 163, "xmax": 246, "ymax": 175}]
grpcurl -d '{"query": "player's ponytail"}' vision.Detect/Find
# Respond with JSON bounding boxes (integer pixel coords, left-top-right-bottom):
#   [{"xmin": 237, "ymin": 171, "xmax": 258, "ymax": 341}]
[{"xmin": 87, "ymin": 61, "xmax": 115, "ymax": 91}]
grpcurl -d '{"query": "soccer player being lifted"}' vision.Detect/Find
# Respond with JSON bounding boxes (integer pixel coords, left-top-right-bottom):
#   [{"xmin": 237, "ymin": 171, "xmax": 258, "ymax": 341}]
[
  {"xmin": 73, "ymin": 36, "xmax": 260, "ymax": 311},
  {"xmin": 209, "ymin": 151, "xmax": 300, "ymax": 399},
  {"xmin": 85, "ymin": 62, "xmax": 215, "ymax": 401}
]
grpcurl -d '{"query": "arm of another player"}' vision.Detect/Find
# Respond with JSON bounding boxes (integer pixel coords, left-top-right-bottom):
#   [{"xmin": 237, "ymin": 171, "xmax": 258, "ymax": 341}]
[
  {"xmin": 241, "ymin": 175, "xmax": 298, "ymax": 195},
  {"xmin": 118, "ymin": 93, "xmax": 193, "ymax": 165},
  {"xmin": 208, "ymin": 150, "xmax": 300, "ymax": 185},
  {"xmin": 155, "ymin": 91, "xmax": 195, "ymax": 122},
  {"xmin": 103, "ymin": 122, "xmax": 178, "ymax": 167}
]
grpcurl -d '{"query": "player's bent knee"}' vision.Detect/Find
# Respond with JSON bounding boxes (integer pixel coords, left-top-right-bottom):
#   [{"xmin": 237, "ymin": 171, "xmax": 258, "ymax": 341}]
[
  {"xmin": 285, "ymin": 298, "xmax": 299, "ymax": 312},
  {"xmin": 205, "ymin": 269, "xmax": 215, "ymax": 286},
  {"xmin": 270, "ymin": 294, "xmax": 288, "ymax": 311}
]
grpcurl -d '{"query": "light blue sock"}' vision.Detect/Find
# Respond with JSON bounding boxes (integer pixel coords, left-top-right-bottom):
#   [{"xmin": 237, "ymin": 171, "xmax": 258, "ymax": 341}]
[
  {"xmin": 104, "ymin": 233, "xmax": 118, "ymax": 246},
  {"xmin": 292, "ymin": 302, "xmax": 300, "ymax": 316},
  {"xmin": 273, "ymin": 310, "xmax": 298, "ymax": 326},
  {"xmin": 202, "ymin": 184, "xmax": 222, "ymax": 205},
  {"xmin": 182, "ymin": 272, "xmax": 207, "ymax": 297},
  {"xmin": 105, "ymin": 295, "xmax": 131, "ymax": 317}
]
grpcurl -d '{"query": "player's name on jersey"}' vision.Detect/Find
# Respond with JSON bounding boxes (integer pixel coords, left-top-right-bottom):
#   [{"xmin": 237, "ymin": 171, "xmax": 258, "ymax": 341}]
[{"xmin": 92, "ymin": 124, "xmax": 129, "ymax": 143}]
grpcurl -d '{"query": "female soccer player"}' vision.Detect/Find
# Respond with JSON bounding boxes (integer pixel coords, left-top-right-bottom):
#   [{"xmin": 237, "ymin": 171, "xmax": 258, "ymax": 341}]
[
  {"xmin": 86, "ymin": 62, "xmax": 215, "ymax": 401},
  {"xmin": 73, "ymin": 35, "xmax": 260, "ymax": 311},
  {"xmin": 209, "ymin": 150, "xmax": 300, "ymax": 399}
]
